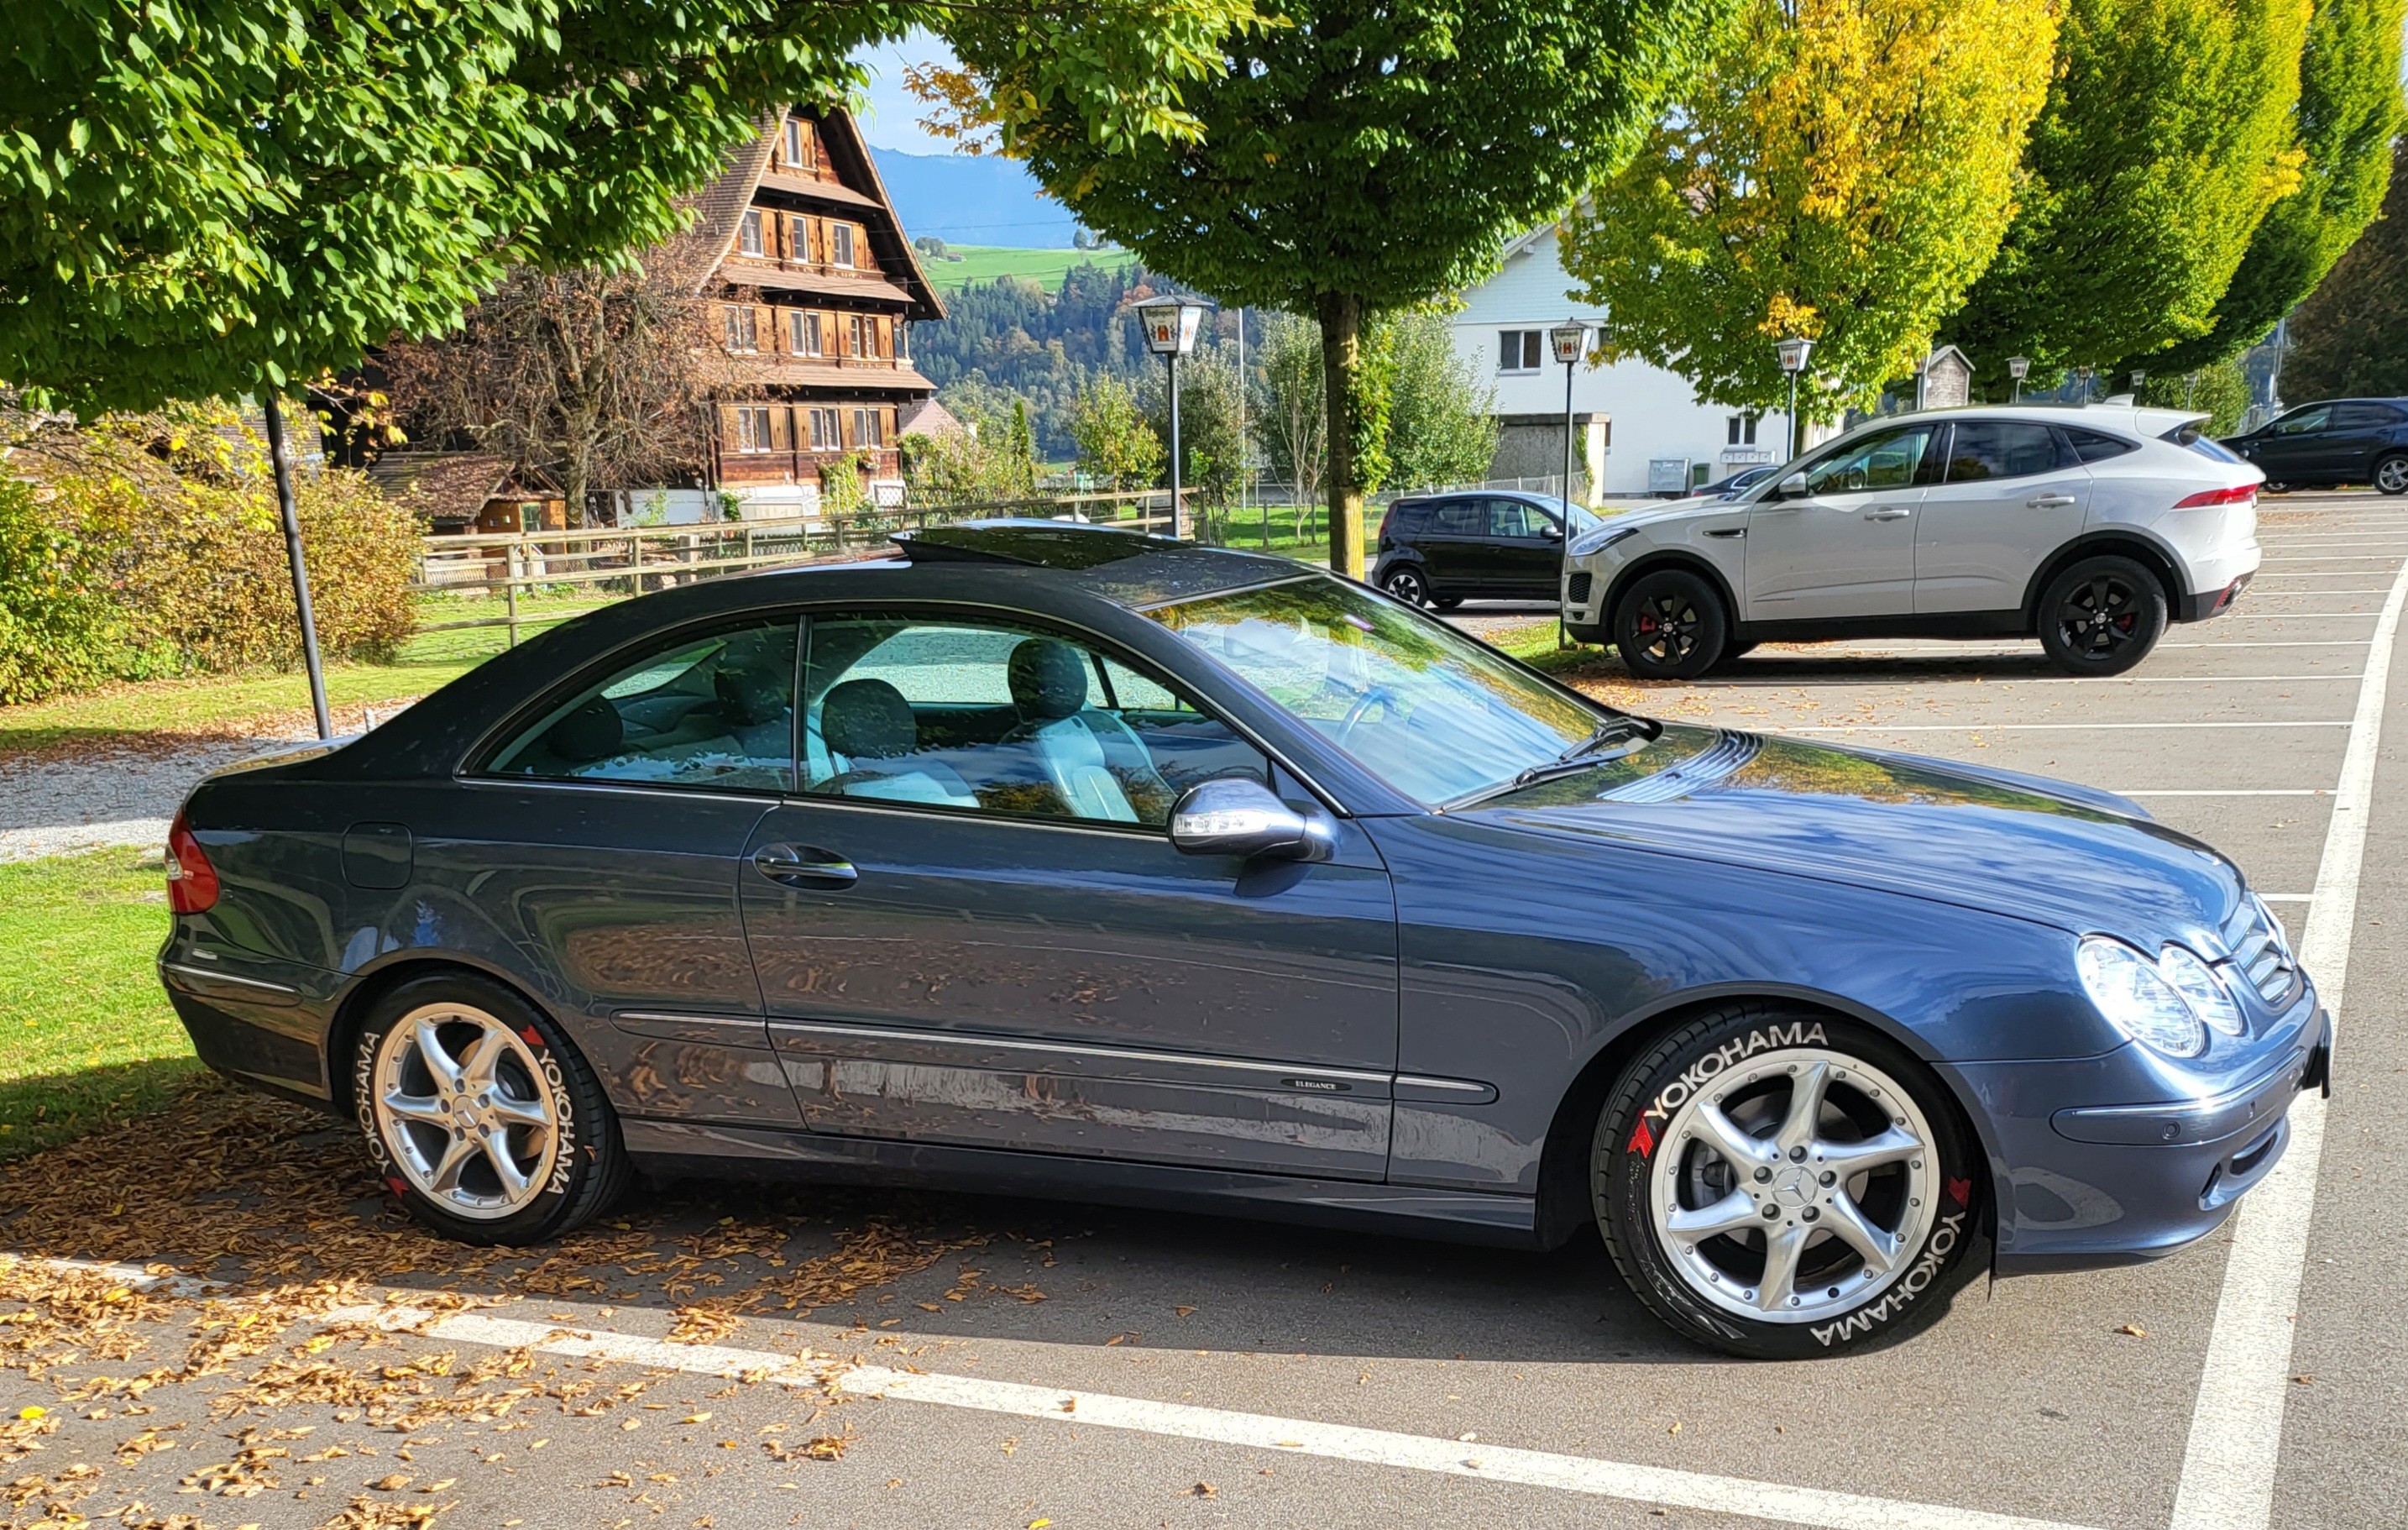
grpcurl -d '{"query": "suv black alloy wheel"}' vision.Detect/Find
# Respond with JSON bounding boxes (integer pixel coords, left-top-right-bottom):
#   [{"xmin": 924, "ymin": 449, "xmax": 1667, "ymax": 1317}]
[
  {"xmin": 1614, "ymin": 569, "xmax": 1728, "ymax": 680},
  {"xmin": 2036, "ymin": 555, "xmax": 2167, "ymax": 676}
]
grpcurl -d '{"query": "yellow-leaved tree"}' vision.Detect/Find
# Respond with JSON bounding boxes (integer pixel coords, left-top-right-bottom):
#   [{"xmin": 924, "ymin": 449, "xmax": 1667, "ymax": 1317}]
[{"xmin": 1561, "ymin": 0, "xmax": 2060, "ymax": 445}]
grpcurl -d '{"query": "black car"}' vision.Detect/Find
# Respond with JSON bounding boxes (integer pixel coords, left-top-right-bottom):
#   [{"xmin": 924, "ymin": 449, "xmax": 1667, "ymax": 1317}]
[
  {"xmin": 1371, "ymin": 491, "xmax": 1602, "ymax": 607},
  {"xmin": 1690, "ymin": 464, "xmax": 1777, "ymax": 500},
  {"xmin": 2220, "ymin": 397, "xmax": 2408, "ymax": 494}
]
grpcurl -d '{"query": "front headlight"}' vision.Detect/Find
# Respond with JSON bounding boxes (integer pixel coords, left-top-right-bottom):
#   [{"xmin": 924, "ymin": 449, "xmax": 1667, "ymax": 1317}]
[
  {"xmin": 2076, "ymin": 937, "xmax": 2208, "ymax": 1058},
  {"xmin": 2157, "ymin": 944, "xmax": 2244, "ymax": 1036},
  {"xmin": 1569, "ymin": 524, "xmax": 1639, "ymax": 558}
]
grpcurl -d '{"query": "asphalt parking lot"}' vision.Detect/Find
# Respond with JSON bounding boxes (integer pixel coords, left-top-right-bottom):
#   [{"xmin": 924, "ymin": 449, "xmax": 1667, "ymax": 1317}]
[{"xmin": 2, "ymin": 494, "xmax": 2401, "ymax": 1530}]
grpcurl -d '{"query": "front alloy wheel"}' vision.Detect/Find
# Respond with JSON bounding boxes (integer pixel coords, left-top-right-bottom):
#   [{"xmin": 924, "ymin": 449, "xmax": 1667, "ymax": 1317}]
[
  {"xmin": 1614, "ymin": 569, "xmax": 1728, "ymax": 680},
  {"xmin": 1595, "ymin": 1006, "xmax": 1981, "ymax": 1358},
  {"xmin": 2374, "ymin": 453, "xmax": 2408, "ymax": 495},
  {"xmin": 353, "ymin": 973, "xmax": 626, "ymax": 1244},
  {"xmin": 1383, "ymin": 567, "xmax": 1430, "ymax": 607}
]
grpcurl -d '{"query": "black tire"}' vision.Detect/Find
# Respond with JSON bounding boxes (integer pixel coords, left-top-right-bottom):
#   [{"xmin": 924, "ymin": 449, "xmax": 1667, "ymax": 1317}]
[
  {"xmin": 2374, "ymin": 453, "xmax": 2408, "ymax": 495},
  {"xmin": 1433, "ymin": 596, "xmax": 1464, "ymax": 610},
  {"xmin": 1714, "ymin": 641, "xmax": 1760, "ymax": 670},
  {"xmin": 2036, "ymin": 555, "xmax": 2167, "ymax": 676},
  {"xmin": 349, "ymin": 972, "xmax": 628, "ymax": 1245},
  {"xmin": 1613, "ymin": 568, "xmax": 1728, "ymax": 679},
  {"xmin": 1382, "ymin": 567, "xmax": 1430, "ymax": 607},
  {"xmin": 1593, "ymin": 1003, "xmax": 1985, "ymax": 1360}
]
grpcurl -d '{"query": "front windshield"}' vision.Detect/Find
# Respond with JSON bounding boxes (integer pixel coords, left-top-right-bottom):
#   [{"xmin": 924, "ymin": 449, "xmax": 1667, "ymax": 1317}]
[
  {"xmin": 1541, "ymin": 496, "xmax": 1606, "ymax": 537},
  {"xmin": 1147, "ymin": 575, "xmax": 1610, "ymax": 804}
]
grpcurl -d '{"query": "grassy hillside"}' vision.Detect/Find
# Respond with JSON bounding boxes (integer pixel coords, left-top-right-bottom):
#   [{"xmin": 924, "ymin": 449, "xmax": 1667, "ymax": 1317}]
[{"xmin": 924, "ymin": 244, "xmax": 1139, "ymax": 291}]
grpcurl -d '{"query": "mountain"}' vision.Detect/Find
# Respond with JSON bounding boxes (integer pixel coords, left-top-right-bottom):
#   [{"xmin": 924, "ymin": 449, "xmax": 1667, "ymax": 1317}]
[{"xmin": 867, "ymin": 147, "xmax": 1082, "ymax": 249}]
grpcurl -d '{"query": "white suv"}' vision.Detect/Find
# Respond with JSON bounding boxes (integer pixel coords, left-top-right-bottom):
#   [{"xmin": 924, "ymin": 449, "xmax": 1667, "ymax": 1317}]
[{"xmin": 1562, "ymin": 405, "xmax": 2264, "ymax": 678}]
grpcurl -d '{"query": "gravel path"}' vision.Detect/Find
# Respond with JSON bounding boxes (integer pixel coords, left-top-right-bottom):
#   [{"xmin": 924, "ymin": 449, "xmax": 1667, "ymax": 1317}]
[{"xmin": 0, "ymin": 734, "xmax": 307, "ymax": 863}]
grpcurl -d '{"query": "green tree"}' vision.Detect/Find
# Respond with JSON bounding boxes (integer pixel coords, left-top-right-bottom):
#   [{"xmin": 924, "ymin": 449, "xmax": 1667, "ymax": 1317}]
[
  {"xmin": 1071, "ymin": 374, "xmax": 1165, "ymax": 493},
  {"xmin": 934, "ymin": 0, "xmax": 1735, "ymax": 577},
  {"xmin": 2285, "ymin": 139, "xmax": 2408, "ymax": 400},
  {"xmin": 2138, "ymin": 359, "xmax": 2252, "ymax": 434},
  {"xmin": 2151, "ymin": 0, "xmax": 2405, "ymax": 372},
  {"xmin": 1144, "ymin": 348, "xmax": 1244, "ymax": 514},
  {"xmin": 1944, "ymin": 0, "xmax": 2313, "ymax": 390},
  {"xmin": 1255, "ymin": 313, "xmax": 1328, "ymax": 537},
  {"xmin": 1563, "ymin": 0, "xmax": 2057, "ymax": 438},
  {"xmin": 1382, "ymin": 312, "xmax": 1499, "ymax": 492}
]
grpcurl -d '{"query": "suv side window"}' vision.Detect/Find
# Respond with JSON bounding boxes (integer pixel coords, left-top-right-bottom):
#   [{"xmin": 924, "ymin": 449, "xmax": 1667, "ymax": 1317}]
[
  {"xmin": 2271, "ymin": 406, "xmax": 2333, "ymax": 435},
  {"xmin": 485, "ymin": 617, "xmax": 799, "ymax": 791},
  {"xmin": 1427, "ymin": 499, "xmax": 1484, "ymax": 537},
  {"xmin": 1942, "ymin": 421, "xmax": 2062, "ymax": 482},
  {"xmin": 2060, "ymin": 427, "xmax": 2138, "ymax": 464},
  {"xmin": 1803, "ymin": 425, "xmax": 1935, "ymax": 495},
  {"xmin": 2328, "ymin": 402, "xmax": 2400, "ymax": 430},
  {"xmin": 800, "ymin": 616, "xmax": 1268, "ymax": 826},
  {"xmin": 1487, "ymin": 499, "xmax": 1552, "ymax": 538}
]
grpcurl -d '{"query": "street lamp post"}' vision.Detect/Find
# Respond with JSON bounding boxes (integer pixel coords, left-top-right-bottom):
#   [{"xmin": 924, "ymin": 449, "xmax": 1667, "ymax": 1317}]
[
  {"xmin": 2073, "ymin": 364, "xmax": 2095, "ymax": 405},
  {"xmin": 1137, "ymin": 296, "xmax": 1209, "ymax": 538},
  {"xmin": 2007, "ymin": 355, "xmax": 2030, "ymax": 404},
  {"xmin": 1776, "ymin": 337, "xmax": 1814, "ymax": 460},
  {"xmin": 2129, "ymin": 369, "xmax": 2147, "ymax": 399},
  {"xmin": 1548, "ymin": 317, "xmax": 1593, "ymax": 649}
]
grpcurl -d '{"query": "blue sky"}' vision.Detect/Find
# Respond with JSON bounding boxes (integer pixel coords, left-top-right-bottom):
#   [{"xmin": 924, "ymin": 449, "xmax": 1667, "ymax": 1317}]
[{"xmin": 855, "ymin": 29, "xmax": 958, "ymax": 156}]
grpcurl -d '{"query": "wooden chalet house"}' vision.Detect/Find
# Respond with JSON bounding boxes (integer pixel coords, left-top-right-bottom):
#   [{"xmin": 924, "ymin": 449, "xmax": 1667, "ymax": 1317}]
[{"xmin": 683, "ymin": 107, "xmax": 945, "ymax": 515}]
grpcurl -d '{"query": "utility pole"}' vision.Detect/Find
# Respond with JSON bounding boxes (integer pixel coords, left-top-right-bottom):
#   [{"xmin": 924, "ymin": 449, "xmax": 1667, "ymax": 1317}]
[{"xmin": 262, "ymin": 393, "xmax": 332, "ymax": 740}]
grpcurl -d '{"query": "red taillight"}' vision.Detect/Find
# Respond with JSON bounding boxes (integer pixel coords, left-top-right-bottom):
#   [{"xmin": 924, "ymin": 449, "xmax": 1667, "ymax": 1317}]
[
  {"xmin": 2174, "ymin": 483, "xmax": 2258, "ymax": 507},
  {"xmin": 166, "ymin": 810, "xmax": 219, "ymax": 914}
]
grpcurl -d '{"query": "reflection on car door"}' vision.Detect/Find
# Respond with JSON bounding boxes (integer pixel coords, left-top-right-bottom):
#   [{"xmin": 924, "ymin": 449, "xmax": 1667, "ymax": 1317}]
[
  {"xmin": 1416, "ymin": 498, "xmax": 1486, "ymax": 592},
  {"xmin": 1913, "ymin": 421, "xmax": 2091, "ymax": 614},
  {"xmin": 1484, "ymin": 499, "xmax": 1563, "ymax": 598},
  {"xmin": 2251, "ymin": 405, "xmax": 2332, "ymax": 482},
  {"xmin": 1744, "ymin": 424, "xmax": 1934, "ymax": 621},
  {"xmin": 740, "ymin": 612, "xmax": 1402, "ymax": 1180}
]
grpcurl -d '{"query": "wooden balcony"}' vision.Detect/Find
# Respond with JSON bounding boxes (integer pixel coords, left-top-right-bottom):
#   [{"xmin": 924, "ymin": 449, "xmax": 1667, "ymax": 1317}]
[{"xmin": 719, "ymin": 445, "xmax": 902, "ymax": 486}]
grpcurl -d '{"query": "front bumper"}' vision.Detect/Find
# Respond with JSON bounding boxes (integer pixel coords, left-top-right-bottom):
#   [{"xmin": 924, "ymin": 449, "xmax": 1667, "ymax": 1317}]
[{"xmin": 1949, "ymin": 1002, "xmax": 2329, "ymax": 1274}]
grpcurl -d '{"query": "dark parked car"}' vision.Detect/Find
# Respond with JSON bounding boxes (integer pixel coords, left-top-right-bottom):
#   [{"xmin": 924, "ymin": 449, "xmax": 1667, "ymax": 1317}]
[
  {"xmin": 1688, "ymin": 464, "xmax": 1779, "ymax": 500},
  {"xmin": 2221, "ymin": 397, "xmax": 2408, "ymax": 493},
  {"xmin": 163, "ymin": 522, "xmax": 2326, "ymax": 1358},
  {"xmin": 1372, "ymin": 491, "xmax": 1602, "ymax": 607}
]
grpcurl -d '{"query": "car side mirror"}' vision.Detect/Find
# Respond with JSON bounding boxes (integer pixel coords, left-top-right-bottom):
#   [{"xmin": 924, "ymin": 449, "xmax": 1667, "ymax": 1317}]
[
  {"xmin": 1772, "ymin": 473, "xmax": 1809, "ymax": 500},
  {"xmin": 1169, "ymin": 778, "xmax": 1335, "ymax": 863}
]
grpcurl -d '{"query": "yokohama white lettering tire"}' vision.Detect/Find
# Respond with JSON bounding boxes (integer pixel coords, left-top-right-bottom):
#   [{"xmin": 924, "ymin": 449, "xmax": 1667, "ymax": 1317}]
[{"xmin": 1593, "ymin": 1002, "xmax": 1986, "ymax": 1360}]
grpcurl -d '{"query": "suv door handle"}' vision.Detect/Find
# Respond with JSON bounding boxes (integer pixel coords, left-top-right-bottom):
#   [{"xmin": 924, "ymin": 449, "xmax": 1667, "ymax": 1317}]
[
  {"xmin": 1864, "ymin": 506, "xmax": 1912, "ymax": 521},
  {"xmin": 2027, "ymin": 493, "xmax": 2079, "ymax": 508},
  {"xmin": 751, "ymin": 845, "xmax": 858, "ymax": 888}
]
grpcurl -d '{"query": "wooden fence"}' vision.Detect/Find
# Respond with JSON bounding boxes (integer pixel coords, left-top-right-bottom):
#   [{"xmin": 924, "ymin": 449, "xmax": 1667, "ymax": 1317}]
[{"xmin": 411, "ymin": 490, "xmax": 1185, "ymax": 646}]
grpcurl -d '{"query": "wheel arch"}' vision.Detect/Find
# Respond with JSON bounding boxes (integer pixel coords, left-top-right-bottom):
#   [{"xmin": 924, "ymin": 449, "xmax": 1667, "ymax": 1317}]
[
  {"xmin": 324, "ymin": 953, "xmax": 565, "ymax": 1120},
  {"xmin": 1531, "ymin": 983, "xmax": 1998, "ymax": 1253},
  {"xmin": 1600, "ymin": 550, "xmax": 1741, "ymax": 636},
  {"xmin": 2021, "ymin": 532, "xmax": 2185, "ymax": 626}
]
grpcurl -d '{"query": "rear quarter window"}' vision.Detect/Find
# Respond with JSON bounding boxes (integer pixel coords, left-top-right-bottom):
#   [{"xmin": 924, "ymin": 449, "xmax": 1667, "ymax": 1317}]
[
  {"xmin": 2152, "ymin": 422, "xmax": 2241, "ymax": 464},
  {"xmin": 2061, "ymin": 427, "xmax": 2139, "ymax": 464}
]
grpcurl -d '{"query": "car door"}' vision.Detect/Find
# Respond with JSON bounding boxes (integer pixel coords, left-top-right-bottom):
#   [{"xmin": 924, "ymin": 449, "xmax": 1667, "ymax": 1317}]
[
  {"xmin": 1913, "ymin": 420, "xmax": 2091, "ymax": 614},
  {"xmin": 740, "ymin": 610, "xmax": 1401, "ymax": 1180},
  {"xmin": 1744, "ymin": 422, "xmax": 1935, "ymax": 621},
  {"xmin": 1484, "ymin": 498, "xmax": 1564, "ymax": 599},
  {"xmin": 2246, "ymin": 405, "xmax": 2333, "ymax": 482},
  {"xmin": 2322, "ymin": 402, "xmax": 2402, "ymax": 479},
  {"xmin": 1415, "ymin": 498, "xmax": 1488, "ymax": 592},
  {"xmin": 433, "ymin": 614, "xmax": 806, "ymax": 1131}
]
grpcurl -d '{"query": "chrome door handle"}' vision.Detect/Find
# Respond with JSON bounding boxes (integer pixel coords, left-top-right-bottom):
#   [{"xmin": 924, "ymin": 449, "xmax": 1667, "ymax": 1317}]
[
  {"xmin": 752, "ymin": 845, "xmax": 858, "ymax": 887},
  {"xmin": 2028, "ymin": 493, "xmax": 2079, "ymax": 508},
  {"xmin": 1864, "ymin": 506, "xmax": 1912, "ymax": 521}
]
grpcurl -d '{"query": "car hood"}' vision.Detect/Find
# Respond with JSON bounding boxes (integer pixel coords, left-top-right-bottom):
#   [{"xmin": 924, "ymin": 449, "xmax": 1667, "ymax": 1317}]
[{"xmin": 1477, "ymin": 725, "xmax": 2243, "ymax": 952}]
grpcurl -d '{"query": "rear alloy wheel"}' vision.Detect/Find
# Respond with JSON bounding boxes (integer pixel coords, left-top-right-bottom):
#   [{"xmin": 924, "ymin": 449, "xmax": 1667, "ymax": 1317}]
[
  {"xmin": 1594, "ymin": 1005, "xmax": 1983, "ymax": 1359},
  {"xmin": 1614, "ymin": 569, "xmax": 1727, "ymax": 679},
  {"xmin": 1383, "ymin": 567, "xmax": 1430, "ymax": 607},
  {"xmin": 353, "ymin": 973, "xmax": 627, "ymax": 1244},
  {"xmin": 2037, "ymin": 555, "xmax": 2166, "ymax": 676},
  {"xmin": 2374, "ymin": 454, "xmax": 2408, "ymax": 495}
]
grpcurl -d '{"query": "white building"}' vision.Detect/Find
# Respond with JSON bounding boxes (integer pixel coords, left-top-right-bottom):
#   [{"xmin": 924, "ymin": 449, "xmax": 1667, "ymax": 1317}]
[{"xmin": 1451, "ymin": 222, "xmax": 1788, "ymax": 501}]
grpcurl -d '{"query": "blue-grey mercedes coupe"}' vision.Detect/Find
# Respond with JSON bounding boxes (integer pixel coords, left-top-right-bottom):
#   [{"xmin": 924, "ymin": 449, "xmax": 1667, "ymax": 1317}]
[{"xmin": 159, "ymin": 521, "xmax": 2329, "ymax": 1358}]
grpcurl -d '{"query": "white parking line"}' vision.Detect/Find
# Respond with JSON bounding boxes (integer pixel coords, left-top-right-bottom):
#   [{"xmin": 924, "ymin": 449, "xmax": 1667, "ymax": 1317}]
[
  {"xmin": 2117, "ymin": 789, "xmax": 2322, "ymax": 797},
  {"xmin": 2158, "ymin": 640, "xmax": 2370, "ymax": 648},
  {"xmin": 1788, "ymin": 721, "xmax": 2351, "ymax": 733},
  {"xmin": 2168, "ymin": 550, "xmax": 2407, "ymax": 1530},
  {"xmin": 286, "ymin": 1299, "xmax": 2102, "ymax": 1530}
]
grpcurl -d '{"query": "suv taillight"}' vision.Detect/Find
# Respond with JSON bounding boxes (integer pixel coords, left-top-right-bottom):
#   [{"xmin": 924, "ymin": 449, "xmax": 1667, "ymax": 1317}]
[
  {"xmin": 2174, "ymin": 484, "xmax": 2257, "ymax": 507},
  {"xmin": 166, "ymin": 810, "xmax": 219, "ymax": 914}
]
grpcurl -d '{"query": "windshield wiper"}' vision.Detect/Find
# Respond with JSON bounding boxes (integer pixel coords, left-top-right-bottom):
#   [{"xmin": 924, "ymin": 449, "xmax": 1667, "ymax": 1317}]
[{"xmin": 1439, "ymin": 715, "xmax": 1662, "ymax": 811}]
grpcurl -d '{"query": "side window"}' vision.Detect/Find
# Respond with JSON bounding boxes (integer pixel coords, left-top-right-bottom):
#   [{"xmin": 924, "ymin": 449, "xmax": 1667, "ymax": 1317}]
[
  {"xmin": 1488, "ymin": 500, "xmax": 1547, "ymax": 538},
  {"xmin": 1943, "ymin": 422, "xmax": 2062, "ymax": 482},
  {"xmin": 2272, "ymin": 406, "xmax": 2332, "ymax": 436},
  {"xmin": 800, "ymin": 618, "xmax": 1268, "ymax": 826},
  {"xmin": 1428, "ymin": 499, "xmax": 1483, "ymax": 536},
  {"xmin": 486, "ymin": 619, "xmax": 798, "ymax": 791},
  {"xmin": 2329, "ymin": 402, "xmax": 2397, "ymax": 430},
  {"xmin": 2060, "ymin": 427, "xmax": 2138, "ymax": 464},
  {"xmin": 1803, "ymin": 426, "xmax": 1934, "ymax": 495}
]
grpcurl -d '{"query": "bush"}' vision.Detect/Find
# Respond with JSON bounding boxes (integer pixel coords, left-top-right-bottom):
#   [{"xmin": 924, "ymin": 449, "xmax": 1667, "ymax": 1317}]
[{"xmin": 1, "ymin": 452, "xmax": 417, "ymax": 700}]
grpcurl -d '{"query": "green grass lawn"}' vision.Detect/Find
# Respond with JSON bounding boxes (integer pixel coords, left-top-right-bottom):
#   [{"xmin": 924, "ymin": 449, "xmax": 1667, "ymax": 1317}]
[
  {"xmin": 0, "ymin": 850, "xmax": 199, "ymax": 1161},
  {"xmin": 923, "ymin": 244, "xmax": 1139, "ymax": 291}
]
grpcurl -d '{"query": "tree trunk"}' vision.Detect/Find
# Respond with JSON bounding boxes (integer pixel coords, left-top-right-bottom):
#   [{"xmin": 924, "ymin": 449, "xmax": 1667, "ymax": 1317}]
[{"xmin": 1315, "ymin": 290, "xmax": 1366, "ymax": 579}]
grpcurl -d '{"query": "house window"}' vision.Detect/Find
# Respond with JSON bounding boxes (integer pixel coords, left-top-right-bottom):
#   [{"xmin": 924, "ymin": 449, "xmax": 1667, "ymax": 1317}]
[
  {"xmin": 1727, "ymin": 414, "xmax": 1758, "ymax": 446},
  {"xmin": 895, "ymin": 322, "xmax": 909, "ymax": 360},
  {"xmin": 831, "ymin": 223, "xmax": 856, "ymax": 267},
  {"xmin": 734, "ymin": 406, "xmax": 773, "ymax": 453},
  {"xmin": 790, "ymin": 309, "xmax": 821, "ymax": 356},
  {"xmin": 852, "ymin": 407, "xmax": 883, "ymax": 448},
  {"xmin": 723, "ymin": 305, "xmax": 758, "ymax": 353},
  {"xmin": 809, "ymin": 407, "xmax": 841, "ymax": 450},
  {"xmin": 846, "ymin": 313, "xmax": 872, "ymax": 359},
  {"xmin": 783, "ymin": 118, "xmax": 804, "ymax": 168},
  {"xmin": 1498, "ymin": 330, "xmax": 1542, "ymax": 373},
  {"xmin": 738, "ymin": 208, "xmax": 764, "ymax": 258}
]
